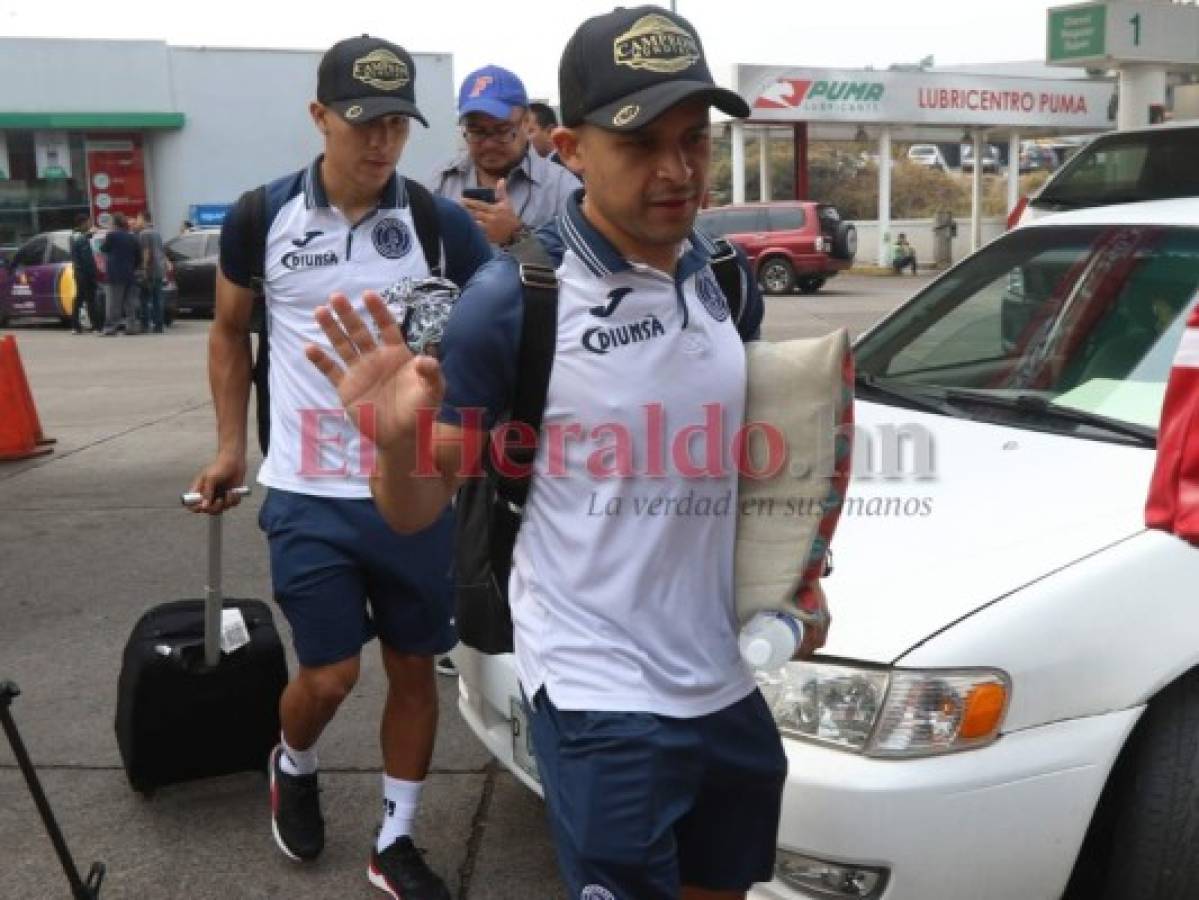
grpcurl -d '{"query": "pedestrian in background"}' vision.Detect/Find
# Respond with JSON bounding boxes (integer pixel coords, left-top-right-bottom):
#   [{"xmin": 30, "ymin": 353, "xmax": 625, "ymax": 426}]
[
  {"xmin": 99, "ymin": 212, "xmax": 141, "ymax": 335},
  {"xmin": 429, "ymin": 65, "xmax": 578, "ymax": 246},
  {"xmin": 69, "ymin": 214, "xmax": 98, "ymax": 334},
  {"xmin": 136, "ymin": 211, "xmax": 167, "ymax": 333},
  {"xmin": 526, "ymin": 101, "xmax": 557, "ymax": 158}
]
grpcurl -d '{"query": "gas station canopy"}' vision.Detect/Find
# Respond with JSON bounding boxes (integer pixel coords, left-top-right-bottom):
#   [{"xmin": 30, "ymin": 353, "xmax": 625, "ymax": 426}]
[
  {"xmin": 739, "ymin": 65, "xmax": 1116, "ymax": 135},
  {"xmin": 731, "ymin": 65, "xmax": 1117, "ymax": 265}
]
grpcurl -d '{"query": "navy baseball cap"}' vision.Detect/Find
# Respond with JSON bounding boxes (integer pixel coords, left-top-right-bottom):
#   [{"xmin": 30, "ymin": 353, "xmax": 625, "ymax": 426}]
[
  {"xmin": 318, "ymin": 35, "xmax": 428, "ymax": 126},
  {"xmin": 458, "ymin": 65, "xmax": 530, "ymax": 121},
  {"xmin": 559, "ymin": 6, "xmax": 749, "ymax": 131}
]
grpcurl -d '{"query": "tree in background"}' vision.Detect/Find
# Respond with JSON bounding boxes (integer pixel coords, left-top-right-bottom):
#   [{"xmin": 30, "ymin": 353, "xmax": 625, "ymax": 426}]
[{"xmin": 709, "ymin": 132, "xmax": 1051, "ymax": 219}]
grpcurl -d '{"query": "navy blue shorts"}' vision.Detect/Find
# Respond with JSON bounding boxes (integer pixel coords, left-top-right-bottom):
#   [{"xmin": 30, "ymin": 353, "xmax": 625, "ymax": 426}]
[
  {"xmin": 525, "ymin": 688, "xmax": 787, "ymax": 899},
  {"xmin": 257, "ymin": 488, "xmax": 456, "ymax": 667}
]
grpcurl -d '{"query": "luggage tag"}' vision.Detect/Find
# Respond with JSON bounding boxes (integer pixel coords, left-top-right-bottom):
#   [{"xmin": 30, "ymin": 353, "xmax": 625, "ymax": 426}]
[{"xmin": 220, "ymin": 609, "xmax": 251, "ymax": 655}]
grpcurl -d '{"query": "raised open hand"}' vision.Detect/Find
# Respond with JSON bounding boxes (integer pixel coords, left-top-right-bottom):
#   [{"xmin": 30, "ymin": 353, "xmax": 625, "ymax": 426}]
[{"xmin": 305, "ymin": 291, "xmax": 445, "ymax": 454}]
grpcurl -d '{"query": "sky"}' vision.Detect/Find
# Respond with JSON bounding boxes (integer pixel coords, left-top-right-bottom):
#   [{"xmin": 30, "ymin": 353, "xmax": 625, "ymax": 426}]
[{"xmin": 0, "ymin": 0, "xmax": 1068, "ymax": 102}]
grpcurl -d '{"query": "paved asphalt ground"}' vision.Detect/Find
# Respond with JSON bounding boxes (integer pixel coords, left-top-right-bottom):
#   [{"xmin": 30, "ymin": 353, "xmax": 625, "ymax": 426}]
[{"xmin": 0, "ymin": 272, "xmax": 930, "ymax": 900}]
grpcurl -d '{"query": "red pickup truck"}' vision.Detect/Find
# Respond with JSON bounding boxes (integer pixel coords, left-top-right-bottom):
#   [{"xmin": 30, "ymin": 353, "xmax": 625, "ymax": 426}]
[{"xmin": 697, "ymin": 201, "xmax": 857, "ymax": 295}]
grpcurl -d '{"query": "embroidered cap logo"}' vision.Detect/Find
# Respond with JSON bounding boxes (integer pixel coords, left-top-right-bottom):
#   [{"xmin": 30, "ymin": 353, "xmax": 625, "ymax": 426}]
[
  {"xmin": 469, "ymin": 75, "xmax": 495, "ymax": 98},
  {"xmin": 352, "ymin": 49, "xmax": 410, "ymax": 91},
  {"xmin": 612, "ymin": 14, "xmax": 701, "ymax": 74},
  {"xmin": 612, "ymin": 104, "xmax": 641, "ymax": 127}
]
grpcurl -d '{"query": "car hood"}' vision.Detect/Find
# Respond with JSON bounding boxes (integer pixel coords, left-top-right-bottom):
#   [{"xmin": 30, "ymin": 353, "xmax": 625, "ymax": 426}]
[{"xmin": 819, "ymin": 400, "xmax": 1154, "ymax": 663}]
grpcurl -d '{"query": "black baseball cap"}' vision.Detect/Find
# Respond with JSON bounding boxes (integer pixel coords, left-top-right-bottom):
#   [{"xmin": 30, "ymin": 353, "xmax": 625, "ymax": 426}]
[
  {"xmin": 317, "ymin": 35, "xmax": 428, "ymax": 127},
  {"xmin": 559, "ymin": 6, "xmax": 749, "ymax": 132}
]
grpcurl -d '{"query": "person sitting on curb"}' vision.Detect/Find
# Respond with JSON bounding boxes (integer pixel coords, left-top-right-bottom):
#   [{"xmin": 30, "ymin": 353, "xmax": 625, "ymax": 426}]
[{"xmin": 892, "ymin": 233, "xmax": 918, "ymax": 275}]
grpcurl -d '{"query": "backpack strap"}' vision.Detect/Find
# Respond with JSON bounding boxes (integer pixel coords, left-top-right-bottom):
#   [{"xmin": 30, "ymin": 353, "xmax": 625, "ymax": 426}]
[
  {"xmin": 493, "ymin": 234, "xmax": 558, "ymax": 511},
  {"xmin": 709, "ymin": 237, "xmax": 744, "ymax": 326},
  {"xmin": 243, "ymin": 184, "xmax": 270, "ymax": 457},
  {"xmin": 405, "ymin": 178, "xmax": 444, "ymax": 277}
]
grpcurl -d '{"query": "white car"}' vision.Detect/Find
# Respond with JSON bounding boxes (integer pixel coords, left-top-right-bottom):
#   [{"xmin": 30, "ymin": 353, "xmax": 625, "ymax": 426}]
[
  {"xmin": 906, "ymin": 144, "xmax": 947, "ymax": 171},
  {"xmin": 455, "ymin": 198, "xmax": 1199, "ymax": 900}
]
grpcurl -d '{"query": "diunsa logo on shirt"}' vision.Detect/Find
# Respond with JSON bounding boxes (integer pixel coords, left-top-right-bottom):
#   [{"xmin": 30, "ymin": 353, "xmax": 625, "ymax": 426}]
[{"xmin": 280, "ymin": 250, "xmax": 339, "ymax": 271}]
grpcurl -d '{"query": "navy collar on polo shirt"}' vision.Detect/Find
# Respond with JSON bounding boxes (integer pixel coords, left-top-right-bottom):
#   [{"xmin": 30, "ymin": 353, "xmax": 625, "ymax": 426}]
[
  {"xmin": 302, "ymin": 155, "xmax": 406, "ymax": 211},
  {"xmin": 559, "ymin": 189, "xmax": 718, "ymax": 282}
]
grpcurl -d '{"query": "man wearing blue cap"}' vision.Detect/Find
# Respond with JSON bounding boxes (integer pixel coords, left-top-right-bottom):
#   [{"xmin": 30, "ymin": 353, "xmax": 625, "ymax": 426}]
[{"xmin": 429, "ymin": 65, "xmax": 579, "ymax": 247}]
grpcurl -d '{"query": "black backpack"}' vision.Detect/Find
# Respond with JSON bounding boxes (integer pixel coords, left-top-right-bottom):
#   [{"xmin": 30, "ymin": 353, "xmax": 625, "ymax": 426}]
[
  {"xmin": 454, "ymin": 236, "xmax": 747, "ymax": 654},
  {"xmin": 241, "ymin": 178, "xmax": 444, "ymax": 456}
]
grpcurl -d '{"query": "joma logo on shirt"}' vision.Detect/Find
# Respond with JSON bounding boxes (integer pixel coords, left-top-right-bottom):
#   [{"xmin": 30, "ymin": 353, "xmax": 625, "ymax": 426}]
[
  {"xmin": 582, "ymin": 314, "xmax": 666, "ymax": 354},
  {"xmin": 281, "ymin": 250, "xmax": 339, "ymax": 271}
]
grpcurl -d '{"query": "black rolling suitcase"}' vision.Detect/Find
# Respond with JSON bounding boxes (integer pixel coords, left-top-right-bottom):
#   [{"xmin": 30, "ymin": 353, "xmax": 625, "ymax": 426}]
[
  {"xmin": 114, "ymin": 490, "xmax": 288, "ymax": 795},
  {"xmin": 1, "ymin": 681, "xmax": 106, "ymax": 898}
]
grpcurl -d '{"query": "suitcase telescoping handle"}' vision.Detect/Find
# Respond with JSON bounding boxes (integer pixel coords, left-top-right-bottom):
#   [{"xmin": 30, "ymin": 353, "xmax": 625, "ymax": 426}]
[
  {"xmin": 0, "ymin": 682, "xmax": 106, "ymax": 899},
  {"xmin": 180, "ymin": 487, "xmax": 251, "ymax": 668}
]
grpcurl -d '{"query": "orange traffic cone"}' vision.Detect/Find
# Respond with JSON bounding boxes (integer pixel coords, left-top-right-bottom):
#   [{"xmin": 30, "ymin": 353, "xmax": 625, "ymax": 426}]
[{"xmin": 0, "ymin": 336, "xmax": 53, "ymax": 461}]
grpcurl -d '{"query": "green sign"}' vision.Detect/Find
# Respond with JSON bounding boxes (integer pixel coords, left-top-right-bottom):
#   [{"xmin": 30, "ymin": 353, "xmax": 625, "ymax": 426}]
[{"xmin": 1048, "ymin": 4, "xmax": 1108, "ymax": 63}]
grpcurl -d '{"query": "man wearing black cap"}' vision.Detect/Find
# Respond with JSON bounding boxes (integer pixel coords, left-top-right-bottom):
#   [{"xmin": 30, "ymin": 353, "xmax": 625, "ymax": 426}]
[
  {"xmin": 306, "ymin": 8, "xmax": 831, "ymax": 899},
  {"xmin": 189, "ymin": 34, "xmax": 490, "ymax": 900}
]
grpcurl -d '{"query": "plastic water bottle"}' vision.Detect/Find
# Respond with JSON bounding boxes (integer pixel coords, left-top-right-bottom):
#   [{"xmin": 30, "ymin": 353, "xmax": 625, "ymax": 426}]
[{"xmin": 739, "ymin": 612, "xmax": 804, "ymax": 671}]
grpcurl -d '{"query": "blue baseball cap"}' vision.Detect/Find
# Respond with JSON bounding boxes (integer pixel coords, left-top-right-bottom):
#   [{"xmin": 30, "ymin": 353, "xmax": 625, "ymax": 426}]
[{"xmin": 458, "ymin": 65, "xmax": 529, "ymax": 121}]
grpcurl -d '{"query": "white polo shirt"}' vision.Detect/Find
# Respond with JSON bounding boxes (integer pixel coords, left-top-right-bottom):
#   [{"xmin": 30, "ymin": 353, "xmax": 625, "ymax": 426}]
[
  {"xmin": 439, "ymin": 193, "xmax": 765, "ymax": 718},
  {"xmin": 219, "ymin": 157, "xmax": 492, "ymax": 499}
]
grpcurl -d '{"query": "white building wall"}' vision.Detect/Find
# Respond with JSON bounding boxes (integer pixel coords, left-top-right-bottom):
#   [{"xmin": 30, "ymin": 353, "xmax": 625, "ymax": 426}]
[
  {"xmin": 0, "ymin": 39, "xmax": 174, "ymax": 112},
  {"xmin": 151, "ymin": 46, "xmax": 457, "ymax": 235},
  {"xmin": 0, "ymin": 39, "xmax": 459, "ymax": 238}
]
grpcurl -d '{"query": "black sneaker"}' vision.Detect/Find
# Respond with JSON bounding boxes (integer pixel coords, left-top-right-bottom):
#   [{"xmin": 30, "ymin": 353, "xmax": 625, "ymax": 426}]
[
  {"xmin": 269, "ymin": 744, "xmax": 324, "ymax": 861},
  {"xmin": 434, "ymin": 656, "xmax": 458, "ymax": 677},
  {"xmin": 368, "ymin": 836, "xmax": 451, "ymax": 899}
]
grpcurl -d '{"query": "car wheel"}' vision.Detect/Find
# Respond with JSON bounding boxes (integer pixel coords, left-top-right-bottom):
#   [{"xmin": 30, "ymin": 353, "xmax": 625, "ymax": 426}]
[
  {"xmin": 1066, "ymin": 670, "xmax": 1199, "ymax": 900},
  {"xmin": 758, "ymin": 257, "xmax": 796, "ymax": 295},
  {"xmin": 798, "ymin": 276, "xmax": 826, "ymax": 295},
  {"xmin": 832, "ymin": 222, "xmax": 858, "ymax": 261}
]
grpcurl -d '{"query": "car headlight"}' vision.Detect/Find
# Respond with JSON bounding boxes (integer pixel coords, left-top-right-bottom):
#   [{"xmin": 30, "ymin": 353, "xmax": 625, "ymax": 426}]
[{"xmin": 758, "ymin": 663, "xmax": 1010, "ymax": 758}]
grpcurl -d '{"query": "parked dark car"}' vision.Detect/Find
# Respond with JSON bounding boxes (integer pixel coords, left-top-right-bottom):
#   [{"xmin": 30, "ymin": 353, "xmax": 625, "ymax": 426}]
[
  {"xmin": 1019, "ymin": 145, "xmax": 1059, "ymax": 173},
  {"xmin": 164, "ymin": 228, "xmax": 219, "ymax": 317},
  {"xmin": 697, "ymin": 201, "xmax": 857, "ymax": 295},
  {"xmin": 0, "ymin": 229, "xmax": 177, "ymax": 328}
]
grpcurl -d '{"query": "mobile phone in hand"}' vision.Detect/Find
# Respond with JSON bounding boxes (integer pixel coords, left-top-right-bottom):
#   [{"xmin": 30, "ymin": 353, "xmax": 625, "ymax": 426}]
[{"xmin": 462, "ymin": 187, "xmax": 496, "ymax": 204}]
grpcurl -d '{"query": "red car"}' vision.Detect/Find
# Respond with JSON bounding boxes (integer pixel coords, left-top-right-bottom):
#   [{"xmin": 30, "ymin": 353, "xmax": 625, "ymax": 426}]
[{"xmin": 698, "ymin": 201, "xmax": 857, "ymax": 295}]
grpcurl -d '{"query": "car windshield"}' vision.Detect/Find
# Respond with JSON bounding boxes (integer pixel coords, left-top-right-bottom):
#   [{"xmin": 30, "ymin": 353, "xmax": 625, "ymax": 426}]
[
  {"xmin": 1033, "ymin": 128, "xmax": 1199, "ymax": 210},
  {"xmin": 854, "ymin": 224, "xmax": 1199, "ymax": 442}
]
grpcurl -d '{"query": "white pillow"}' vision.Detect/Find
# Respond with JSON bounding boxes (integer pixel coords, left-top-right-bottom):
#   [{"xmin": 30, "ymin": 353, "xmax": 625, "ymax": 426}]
[{"xmin": 735, "ymin": 330, "xmax": 853, "ymax": 625}]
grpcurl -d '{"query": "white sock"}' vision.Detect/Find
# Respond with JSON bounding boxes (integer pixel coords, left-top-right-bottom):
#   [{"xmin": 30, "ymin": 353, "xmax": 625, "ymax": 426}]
[
  {"xmin": 377, "ymin": 776, "xmax": 423, "ymax": 852},
  {"xmin": 279, "ymin": 733, "xmax": 319, "ymax": 777}
]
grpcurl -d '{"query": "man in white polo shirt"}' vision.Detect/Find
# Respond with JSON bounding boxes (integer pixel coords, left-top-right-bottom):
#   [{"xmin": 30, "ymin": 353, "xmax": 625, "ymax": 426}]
[
  {"xmin": 189, "ymin": 34, "xmax": 490, "ymax": 900},
  {"xmin": 306, "ymin": 8, "xmax": 830, "ymax": 899}
]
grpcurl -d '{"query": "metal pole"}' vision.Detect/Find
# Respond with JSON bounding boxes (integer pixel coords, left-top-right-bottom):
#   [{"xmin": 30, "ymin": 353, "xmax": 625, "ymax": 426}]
[
  {"xmin": 1008, "ymin": 131, "xmax": 1021, "ymax": 214},
  {"xmin": 731, "ymin": 122, "xmax": 747, "ymax": 204},
  {"xmin": 0, "ymin": 682, "xmax": 104, "ymax": 899},
  {"xmin": 759, "ymin": 128, "xmax": 771, "ymax": 202},
  {"xmin": 971, "ymin": 129, "xmax": 984, "ymax": 252},
  {"xmin": 205, "ymin": 514, "xmax": 222, "ymax": 668},
  {"xmin": 877, "ymin": 127, "xmax": 892, "ymax": 268}
]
